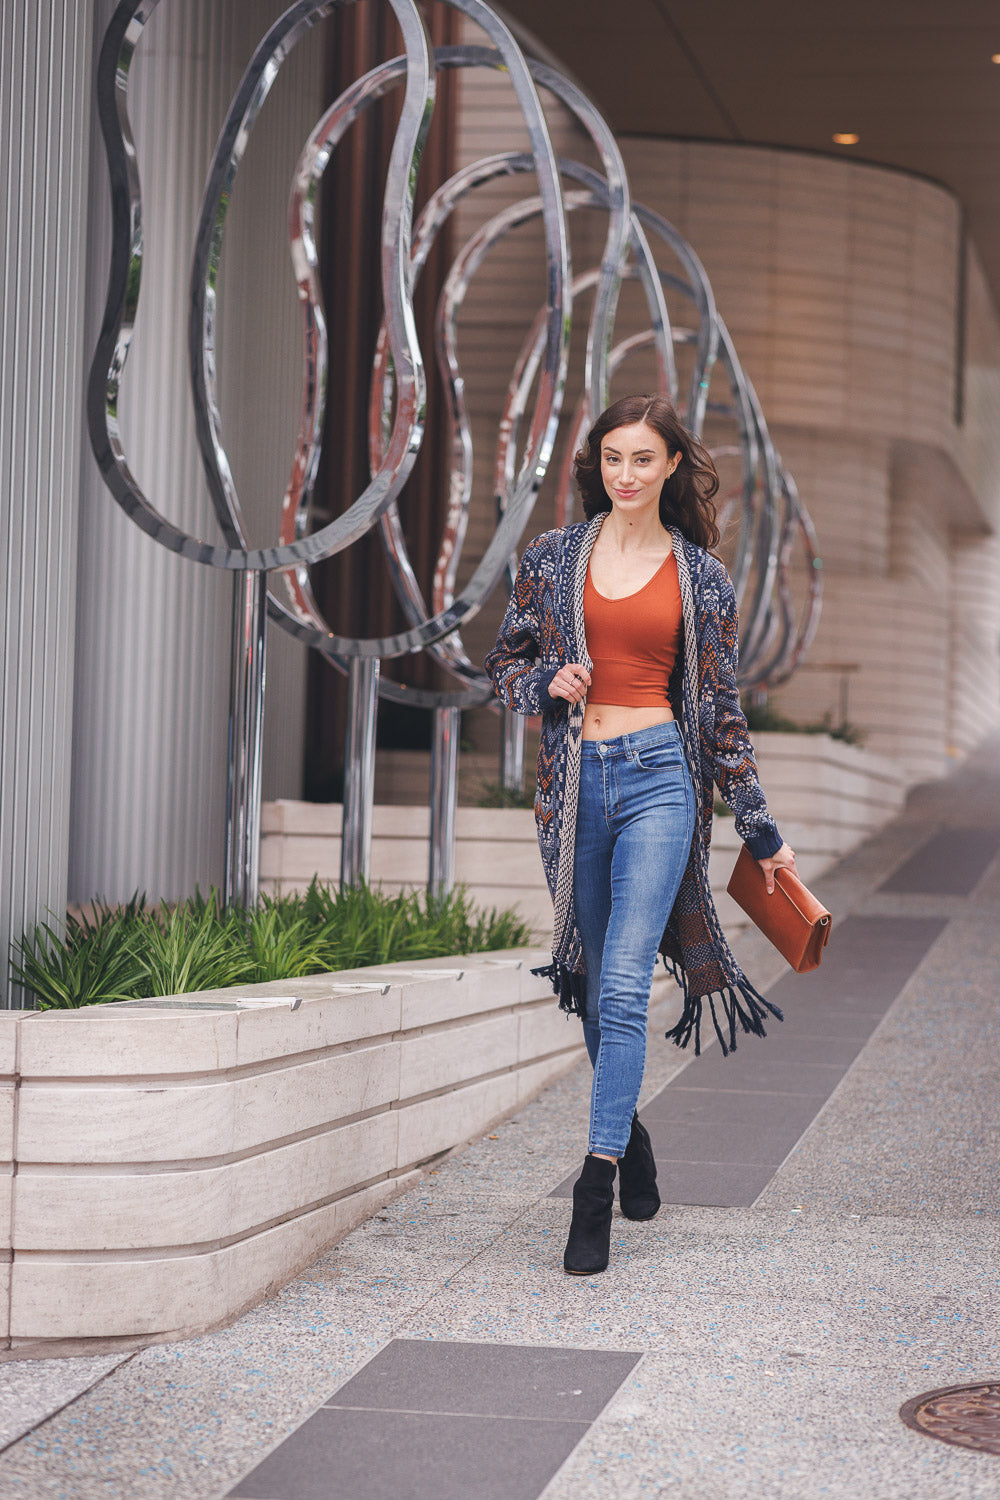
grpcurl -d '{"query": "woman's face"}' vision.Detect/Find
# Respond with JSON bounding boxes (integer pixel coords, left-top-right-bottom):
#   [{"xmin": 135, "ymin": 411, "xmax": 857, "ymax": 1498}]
[{"xmin": 599, "ymin": 421, "xmax": 676, "ymax": 522}]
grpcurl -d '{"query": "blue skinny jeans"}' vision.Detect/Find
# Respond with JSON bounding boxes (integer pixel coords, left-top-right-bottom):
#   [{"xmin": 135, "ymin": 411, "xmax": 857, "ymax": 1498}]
[{"xmin": 573, "ymin": 720, "xmax": 695, "ymax": 1158}]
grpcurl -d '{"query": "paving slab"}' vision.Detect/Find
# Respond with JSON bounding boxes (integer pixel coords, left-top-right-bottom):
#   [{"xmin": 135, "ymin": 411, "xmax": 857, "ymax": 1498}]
[
  {"xmin": 318, "ymin": 1338, "xmax": 642, "ymax": 1419},
  {"xmin": 0, "ymin": 1354, "xmax": 127, "ymax": 1453},
  {"xmin": 229, "ymin": 1341, "xmax": 643, "ymax": 1500},
  {"xmin": 231, "ymin": 1406, "xmax": 593, "ymax": 1500},
  {"xmin": 878, "ymin": 826, "xmax": 1000, "ymax": 895}
]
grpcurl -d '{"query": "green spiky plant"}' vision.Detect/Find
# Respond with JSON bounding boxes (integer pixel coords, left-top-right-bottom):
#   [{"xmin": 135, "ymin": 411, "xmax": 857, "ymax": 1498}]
[{"xmin": 11, "ymin": 880, "xmax": 532, "ymax": 1010}]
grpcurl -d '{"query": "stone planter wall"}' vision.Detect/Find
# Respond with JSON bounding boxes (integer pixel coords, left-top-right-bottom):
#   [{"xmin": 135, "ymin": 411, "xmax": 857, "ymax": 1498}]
[
  {"xmin": 0, "ymin": 949, "xmax": 587, "ymax": 1355},
  {"xmin": 262, "ymin": 733, "xmax": 906, "ymax": 936}
]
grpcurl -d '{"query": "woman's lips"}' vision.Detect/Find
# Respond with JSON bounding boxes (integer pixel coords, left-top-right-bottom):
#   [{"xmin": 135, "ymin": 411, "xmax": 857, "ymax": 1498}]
[{"xmin": 615, "ymin": 488, "xmax": 638, "ymax": 497}]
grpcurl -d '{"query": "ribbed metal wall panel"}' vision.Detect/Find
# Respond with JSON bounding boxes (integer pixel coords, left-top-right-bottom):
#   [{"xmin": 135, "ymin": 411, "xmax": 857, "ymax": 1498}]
[
  {"xmin": 70, "ymin": 1, "xmax": 322, "ymax": 906},
  {"xmin": 0, "ymin": 0, "xmax": 96, "ymax": 1002}
]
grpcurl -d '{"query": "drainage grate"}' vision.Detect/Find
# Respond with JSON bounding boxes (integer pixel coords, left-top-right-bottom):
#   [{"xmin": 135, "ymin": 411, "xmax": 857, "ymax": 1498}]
[{"xmin": 900, "ymin": 1382, "xmax": 1000, "ymax": 1455}]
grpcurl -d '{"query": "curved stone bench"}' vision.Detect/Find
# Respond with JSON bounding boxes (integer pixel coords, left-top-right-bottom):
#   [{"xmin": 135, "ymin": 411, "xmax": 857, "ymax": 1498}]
[{"xmin": 0, "ymin": 949, "xmax": 584, "ymax": 1356}]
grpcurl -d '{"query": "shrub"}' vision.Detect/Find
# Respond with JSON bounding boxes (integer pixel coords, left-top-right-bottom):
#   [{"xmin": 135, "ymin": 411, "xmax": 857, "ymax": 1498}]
[{"xmin": 12, "ymin": 880, "xmax": 532, "ymax": 1010}]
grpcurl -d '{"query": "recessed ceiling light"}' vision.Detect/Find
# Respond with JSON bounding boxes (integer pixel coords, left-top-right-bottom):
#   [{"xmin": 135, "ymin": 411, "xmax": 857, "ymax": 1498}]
[
  {"xmin": 832, "ymin": 132, "xmax": 860, "ymax": 145},
  {"xmin": 992, "ymin": 52, "xmax": 1000, "ymax": 63}
]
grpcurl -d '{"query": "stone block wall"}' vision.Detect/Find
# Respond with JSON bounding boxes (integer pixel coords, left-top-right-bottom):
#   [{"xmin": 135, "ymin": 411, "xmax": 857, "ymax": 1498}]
[{"xmin": 0, "ymin": 951, "xmax": 587, "ymax": 1354}]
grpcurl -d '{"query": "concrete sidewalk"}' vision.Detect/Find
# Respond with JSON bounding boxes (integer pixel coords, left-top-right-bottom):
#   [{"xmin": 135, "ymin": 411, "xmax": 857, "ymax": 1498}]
[{"xmin": 0, "ymin": 742, "xmax": 998, "ymax": 1498}]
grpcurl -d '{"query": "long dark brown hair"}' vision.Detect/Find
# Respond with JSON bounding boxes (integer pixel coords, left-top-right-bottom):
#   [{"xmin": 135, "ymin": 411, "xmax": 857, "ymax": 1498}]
[{"xmin": 573, "ymin": 393, "xmax": 720, "ymax": 551}]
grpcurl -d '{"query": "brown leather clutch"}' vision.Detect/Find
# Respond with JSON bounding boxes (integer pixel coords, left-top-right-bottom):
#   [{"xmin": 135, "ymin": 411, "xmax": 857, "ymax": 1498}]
[{"xmin": 726, "ymin": 844, "xmax": 832, "ymax": 973}]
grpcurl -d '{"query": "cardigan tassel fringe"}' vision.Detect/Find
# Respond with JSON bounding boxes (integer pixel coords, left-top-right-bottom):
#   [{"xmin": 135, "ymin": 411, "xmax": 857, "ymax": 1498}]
[
  {"xmin": 533, "ymin": 955, "xmax": 783, "ymax": 1059},
  {"xmin": 661, "ymin": 955, "xmax": 783, "ymax": 1057},
  {"xmin": 531, "ymin": 959, "xmax": 587, "ymax": 1016}
]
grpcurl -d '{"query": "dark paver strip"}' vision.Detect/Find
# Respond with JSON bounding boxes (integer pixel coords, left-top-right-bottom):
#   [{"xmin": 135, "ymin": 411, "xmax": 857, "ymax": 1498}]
[
  {"xmin": 878, "ymin": 828, "xmax": 1000, "ymax": 896},
  {"xmin": 227, "ymin": 1341, "xmax": 641, "ymax": 1500},
  {"xmin": 229, "ymin": 1408, "xmax": 593, "ymax": 1500},
  {"xmin": 320, "ymin": 1338, "xmax": 640, "ymax": 1420}
]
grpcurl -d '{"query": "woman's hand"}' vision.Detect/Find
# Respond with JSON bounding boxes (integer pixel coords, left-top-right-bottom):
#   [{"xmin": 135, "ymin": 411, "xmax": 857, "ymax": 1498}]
[
  {"xmin": 548, "ymin": 662, "xmax": 591, "ymax": 705},
  {"xmin": 758, "ymin": 841, "xmax": 797, "ymax": 895}
]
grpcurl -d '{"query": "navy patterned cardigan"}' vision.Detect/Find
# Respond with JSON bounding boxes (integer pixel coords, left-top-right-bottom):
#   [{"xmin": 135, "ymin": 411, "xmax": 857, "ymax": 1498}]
[{"xmin": 484, "ymin": 515, "xmax": 785, "ymax": 1056}]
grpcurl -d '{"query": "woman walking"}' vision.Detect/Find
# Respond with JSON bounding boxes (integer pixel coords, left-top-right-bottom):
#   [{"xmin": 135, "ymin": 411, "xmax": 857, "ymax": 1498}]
[{"xmin": 485, "ymin": 393, "xmax": 796, "ymax": 1276}]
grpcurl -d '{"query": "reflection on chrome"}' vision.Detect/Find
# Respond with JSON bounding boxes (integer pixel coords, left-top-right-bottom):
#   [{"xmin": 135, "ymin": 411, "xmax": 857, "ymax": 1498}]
[{"xmin": 88, "ymin": 0, "xmax": 819, "ymax": 905}]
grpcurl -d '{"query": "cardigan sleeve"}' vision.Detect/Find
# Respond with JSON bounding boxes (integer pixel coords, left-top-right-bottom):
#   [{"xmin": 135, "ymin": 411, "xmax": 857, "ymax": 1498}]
[
  {"xmin": 484, "ymin": 537, "xmax": 562, "ymax": 717},
  {"xmin": 710, "ymin": 569, "xmax": 783, "ymax": 860}
]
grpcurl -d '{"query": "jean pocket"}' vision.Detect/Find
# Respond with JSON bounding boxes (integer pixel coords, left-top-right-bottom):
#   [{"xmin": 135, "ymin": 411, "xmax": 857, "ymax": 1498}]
[{"xmin": 632, "ymin": 741, "xmax": 684, "ymax": 771}]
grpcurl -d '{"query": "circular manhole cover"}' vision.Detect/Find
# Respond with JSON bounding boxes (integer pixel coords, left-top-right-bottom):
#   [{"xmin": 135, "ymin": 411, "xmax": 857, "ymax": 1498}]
[{"xmin": 900, "ymin": 1382, "xmax": 1000, "ymax": 1455}]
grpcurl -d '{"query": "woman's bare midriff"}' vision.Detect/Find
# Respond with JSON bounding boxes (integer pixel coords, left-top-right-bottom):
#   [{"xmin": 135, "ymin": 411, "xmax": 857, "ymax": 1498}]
[{"xmin": 582, "ymin": 702, "xmax": 674, "ymax": 740}]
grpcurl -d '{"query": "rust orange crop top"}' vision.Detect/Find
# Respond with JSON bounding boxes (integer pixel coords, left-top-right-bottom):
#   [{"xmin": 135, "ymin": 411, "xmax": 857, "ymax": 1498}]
[{"xmin": 584, "ymin": 552, "xmax": 683, "ymax": 706}]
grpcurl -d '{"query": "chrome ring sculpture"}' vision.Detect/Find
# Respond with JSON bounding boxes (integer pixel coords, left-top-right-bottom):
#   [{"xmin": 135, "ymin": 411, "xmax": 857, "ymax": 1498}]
[{"xmin": 89, "ymin": 0, "xmax": 821, "ymax": 906}]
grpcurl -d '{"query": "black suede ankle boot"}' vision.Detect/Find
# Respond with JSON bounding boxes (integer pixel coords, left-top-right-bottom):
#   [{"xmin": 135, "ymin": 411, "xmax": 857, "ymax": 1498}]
[
  {"xmin": 617, "ymin": 1112, "xmax": 661, "ymax": 1221},
  {"xmin": 563, "ymin": 1153, "xmax": 617, "ymax": 1275}
]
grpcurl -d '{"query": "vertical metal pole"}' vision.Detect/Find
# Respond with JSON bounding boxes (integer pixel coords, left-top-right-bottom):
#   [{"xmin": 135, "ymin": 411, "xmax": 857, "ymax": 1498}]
[
  {"xmin": 224, "ymin": 569, "xmax": 268, "ymax": 909},
  {"xmin": 429, "ymin": 705, "xmax": 460, "ymax": 898},
  {"xmin": 499, "ymin": 706, "xmax": 526, "ymax": 795},
  {"xmin": 340, "ymin": 657, "xmax": 379, "ymax": 887}
]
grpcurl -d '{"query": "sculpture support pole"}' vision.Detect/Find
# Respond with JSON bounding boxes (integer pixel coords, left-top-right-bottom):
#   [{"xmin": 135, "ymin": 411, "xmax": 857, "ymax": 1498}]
[
  {"xmin": 225, "ymin": 569, "xmax": 268, "ymax": 908},
  {"xmin": 341, "ymin": 658, "xmax": 380, "ymax": 888},
  {"xmin": 429, "ymin": 705, "xmax": 460, "ymax": 897},
  {"xmin": 499, "ymin": 707, "xmax": 526, "ymax": 795}
]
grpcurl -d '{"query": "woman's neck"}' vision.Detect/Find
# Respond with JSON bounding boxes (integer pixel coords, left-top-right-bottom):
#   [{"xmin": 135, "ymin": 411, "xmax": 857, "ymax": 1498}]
[{"xmin": 599, "ymin": 509, "xmax": 670, "ymax": 553}]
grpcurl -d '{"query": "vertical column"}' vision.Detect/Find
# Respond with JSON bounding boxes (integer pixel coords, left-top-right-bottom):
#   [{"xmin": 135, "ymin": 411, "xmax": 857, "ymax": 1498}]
[
  {"xmin": 429, "ymin": 707, "xmax": 461, "ymax": 898},
  {"xmin": 0, "ymin": 0, "xmax": 96, "ymax": 1002},
  {"xmin": 71, "ymin": 0, "xmax": 324, "ymax": 907},
  {"xmin": 70, "ymin": 0, "xmax": 234, "ymax": 908},
  {"xmin": 340, "ymin": 660, "xmax": 380, "ymax": 888}
]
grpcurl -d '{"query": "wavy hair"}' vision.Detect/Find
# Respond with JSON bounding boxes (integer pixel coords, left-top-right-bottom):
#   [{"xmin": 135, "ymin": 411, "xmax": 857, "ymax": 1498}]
[{"xmin": 573, "ymin": 393, "xmax": 720, "ymax": 551}]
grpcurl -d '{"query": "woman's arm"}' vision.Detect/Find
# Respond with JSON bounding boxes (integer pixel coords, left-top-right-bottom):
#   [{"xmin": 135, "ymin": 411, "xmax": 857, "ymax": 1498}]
[
  {"xmin": 484, "ymin": 538, "xmax": 563, "ymax": 716},
  {"xmin": 706, "ymin": 566, "xmax": 788, "ymax": 866}
]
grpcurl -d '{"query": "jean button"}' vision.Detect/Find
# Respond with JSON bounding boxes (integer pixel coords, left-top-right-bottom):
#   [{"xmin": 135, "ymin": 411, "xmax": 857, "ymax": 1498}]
[{"xmin": 598, "ymin": 743, "xmax": 607, "ymax": 756}]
